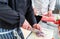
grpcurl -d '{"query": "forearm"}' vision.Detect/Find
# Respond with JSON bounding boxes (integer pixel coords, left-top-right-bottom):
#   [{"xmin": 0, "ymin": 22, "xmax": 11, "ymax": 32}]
[
  {"xmin": 25, "ymin": 5, "xmax": 37, "ymax": 26},
  {"xmin": 20, "ymin": 13, "xmax": 25, "ymax": 26},
  {"xmin": 49, "ymin": 0, "xmax": 56, "ymax": 11}
]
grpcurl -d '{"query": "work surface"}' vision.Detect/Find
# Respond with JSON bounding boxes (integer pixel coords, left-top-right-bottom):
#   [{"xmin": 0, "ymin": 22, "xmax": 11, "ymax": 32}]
[
  {"xmin": 21, "ymin": 27, "xmax": 54, "ymax": 39},
  {"xmin": 21, "ymin": 21, "xmax": 58, "ymax": 39},
  {"xmin": 17, "ymin": 14, "xmax": 59, "ymax": 39}
]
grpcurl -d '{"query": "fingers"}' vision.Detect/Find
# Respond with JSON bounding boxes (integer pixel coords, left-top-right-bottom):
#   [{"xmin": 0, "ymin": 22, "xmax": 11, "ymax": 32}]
[
  {"xmin": 27, "ymin": 26, "xmax": 32, "ymax": 30},
  {"xmin": 33, "ymin": 24, "xmax": 42, "ymax": 31},
  {"xmin": 42, "ymin": 12, "xmax": 53, "ymax": 17},
  {"xmin": 36, "ymin": 24, "xmax": 41, "ymax": 30},
  {"xmin": 22, "ymin": 23, "xmax": 32, "ymax": 30},
  {"xmin": 22, "ymin": 20, "xmax": 32, "ymax": 30}
]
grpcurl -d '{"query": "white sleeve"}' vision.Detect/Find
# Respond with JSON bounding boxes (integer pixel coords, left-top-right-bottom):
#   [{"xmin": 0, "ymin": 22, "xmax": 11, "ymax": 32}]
[
  {"xmin": 32, "ymin": 0, "xmax": 35, "ymax": 8},
  {"xmin": 49, "ymin": 0, "xmax": 56, "ymax": 11}
]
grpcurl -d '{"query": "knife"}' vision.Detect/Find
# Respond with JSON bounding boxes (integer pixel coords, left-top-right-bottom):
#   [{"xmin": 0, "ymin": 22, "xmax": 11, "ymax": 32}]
[
  {"xmin": 42, "ymin": 21, "xmax": 58, "ymax": 27},
  {"xmin": 26, "ymin": 28, "xmax": 44, "ymax": 39}
]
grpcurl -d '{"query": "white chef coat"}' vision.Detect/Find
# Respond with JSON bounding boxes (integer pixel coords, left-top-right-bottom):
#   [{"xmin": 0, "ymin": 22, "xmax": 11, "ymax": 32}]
[{"xmin": 32, "ymin": 0, "xmax": 56, "ymax": 15}]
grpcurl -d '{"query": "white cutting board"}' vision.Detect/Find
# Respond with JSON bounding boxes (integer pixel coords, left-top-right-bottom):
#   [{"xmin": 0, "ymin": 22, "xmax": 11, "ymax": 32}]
[
  {"xmin": 21, "ymin": 28, "xmax": 54, "ymax": 39},
  {"xmin": 21, "ymin": 28, "xmax": 31, "ymax": 39}
]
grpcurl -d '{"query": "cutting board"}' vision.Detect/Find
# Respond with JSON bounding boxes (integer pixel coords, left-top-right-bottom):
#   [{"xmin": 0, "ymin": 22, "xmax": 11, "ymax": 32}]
[
  {"xmin": 21, "ymin": 28, "xmax": 54, "ymax": 39},
  {"xmin": 21, "ymin": 28, "xmax": 31, "ymax": 39}
]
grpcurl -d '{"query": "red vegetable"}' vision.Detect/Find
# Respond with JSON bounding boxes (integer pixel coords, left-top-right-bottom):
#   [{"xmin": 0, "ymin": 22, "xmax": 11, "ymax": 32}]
[{"xmin": 55, "ymin": 19, "xmax": 60, "ymax": 25}]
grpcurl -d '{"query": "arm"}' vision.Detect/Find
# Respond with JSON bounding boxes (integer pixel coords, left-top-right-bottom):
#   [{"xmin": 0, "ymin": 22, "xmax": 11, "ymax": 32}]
[
  {"xmin": 12, "ymin": 0, "xmax": 41, "ymax": 30},
  {"xmin": 25, "ymin": 0, "xmax": 37, "ymax": 26},
  {"xmin": 0, "ymin": 4, "xmax": 25, "ymax": 26},
  {"xmin": 43, "ymin": 0, "xmax": 56, "ymax": 16},
  {"xmin": 32, "ymin": 0, "xmax": 38, "ymax": 15},
  {"xmin": 49, "ymin": 0, "xmax": 56, "ymax": 11},
  {"xmin": 15, "ymin": 0, "xmax": 37, "ymax": 26},
  {"xmin": 20, "ymin": 13, "xmax": 25, "ymax": 26},
  {"xmin": 46, "ymin": 0, "xmax": 56, "ymax": 16}
]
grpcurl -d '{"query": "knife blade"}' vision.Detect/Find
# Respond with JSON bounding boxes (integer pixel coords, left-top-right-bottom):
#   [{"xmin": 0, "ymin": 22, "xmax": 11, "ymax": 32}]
[{"xmin": 29, "ymin": 28, "xmax": 44, "ymax": 37}]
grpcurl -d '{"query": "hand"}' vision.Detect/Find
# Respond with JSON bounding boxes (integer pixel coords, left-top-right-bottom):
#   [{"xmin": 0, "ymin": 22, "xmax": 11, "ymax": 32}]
[
  {"xmin": 22, "ymin": 20, "xmax": 32, "ymax": 30},
  {"xmin": 42, "ymin": 11, "xmax": 53, "ymax": 17},
  {"xmin": 48, "ymin": 10, "xmax": 53, "ymax": 16},
  {"xmin": 33, "ymin": 24, "xmax": 42, "ymax": 31},
  {"xmin": 42, "ymin": 12, "xmax": 48, "ymax": 16}
]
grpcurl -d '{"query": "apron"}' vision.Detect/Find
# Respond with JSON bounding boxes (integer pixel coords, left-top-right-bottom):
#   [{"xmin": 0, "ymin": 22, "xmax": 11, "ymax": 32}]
[{"xmin": 0, "ymin": 28, "xmax": 24, "ymax": 39}]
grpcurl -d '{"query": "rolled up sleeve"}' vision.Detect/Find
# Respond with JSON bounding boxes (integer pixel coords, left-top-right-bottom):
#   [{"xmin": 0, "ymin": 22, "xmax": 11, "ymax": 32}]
[{"xmin": 49, "ymin": 0, "xmax": 56, "ymax": 11}]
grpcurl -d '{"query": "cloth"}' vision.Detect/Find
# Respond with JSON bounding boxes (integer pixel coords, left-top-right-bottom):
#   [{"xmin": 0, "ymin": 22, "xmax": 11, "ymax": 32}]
[
  {"xmin": 0, "ymin": 0, "xmax": 37, "ymax": 27},
  {"xmin": 0, "ymin": 28, "xmax": 24, "ymax": 39},
  {"xmin": 32, "ymin": 0, "xmax": 56, "ymax": 15},
  {"xmin": 0, "ymin": 28, "xmax": 16, "ymax": 39},
  {"xmin": 0, "ymin": 0, "xmax": 37, "ymax": 39}
]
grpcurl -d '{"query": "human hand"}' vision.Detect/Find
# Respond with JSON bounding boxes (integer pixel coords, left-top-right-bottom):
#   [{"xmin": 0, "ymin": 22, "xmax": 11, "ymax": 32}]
[
  {"xmin": 33, "ymin": 24, "xmax": 42, "ymax": 31},
  {"xmin": 48, "ymin": 10, "xmax": 53, "ymax": 16},
  {"xmin": 42, "ymin": 11, "xmax": 53, "ymax": 17},
  {"xmin": 22, "ymin": 20, "xmax": 32, "ymax": 30}
]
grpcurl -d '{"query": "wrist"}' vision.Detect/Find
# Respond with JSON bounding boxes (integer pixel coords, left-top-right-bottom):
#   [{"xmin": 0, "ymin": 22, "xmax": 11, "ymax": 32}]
[
  {"xmin": 48, "ymin": 10, "xmax": 52, "ymax": 13},
  {"xmin": 33, "ymin": 24, "xmax": 37, "ymax": 27}
]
